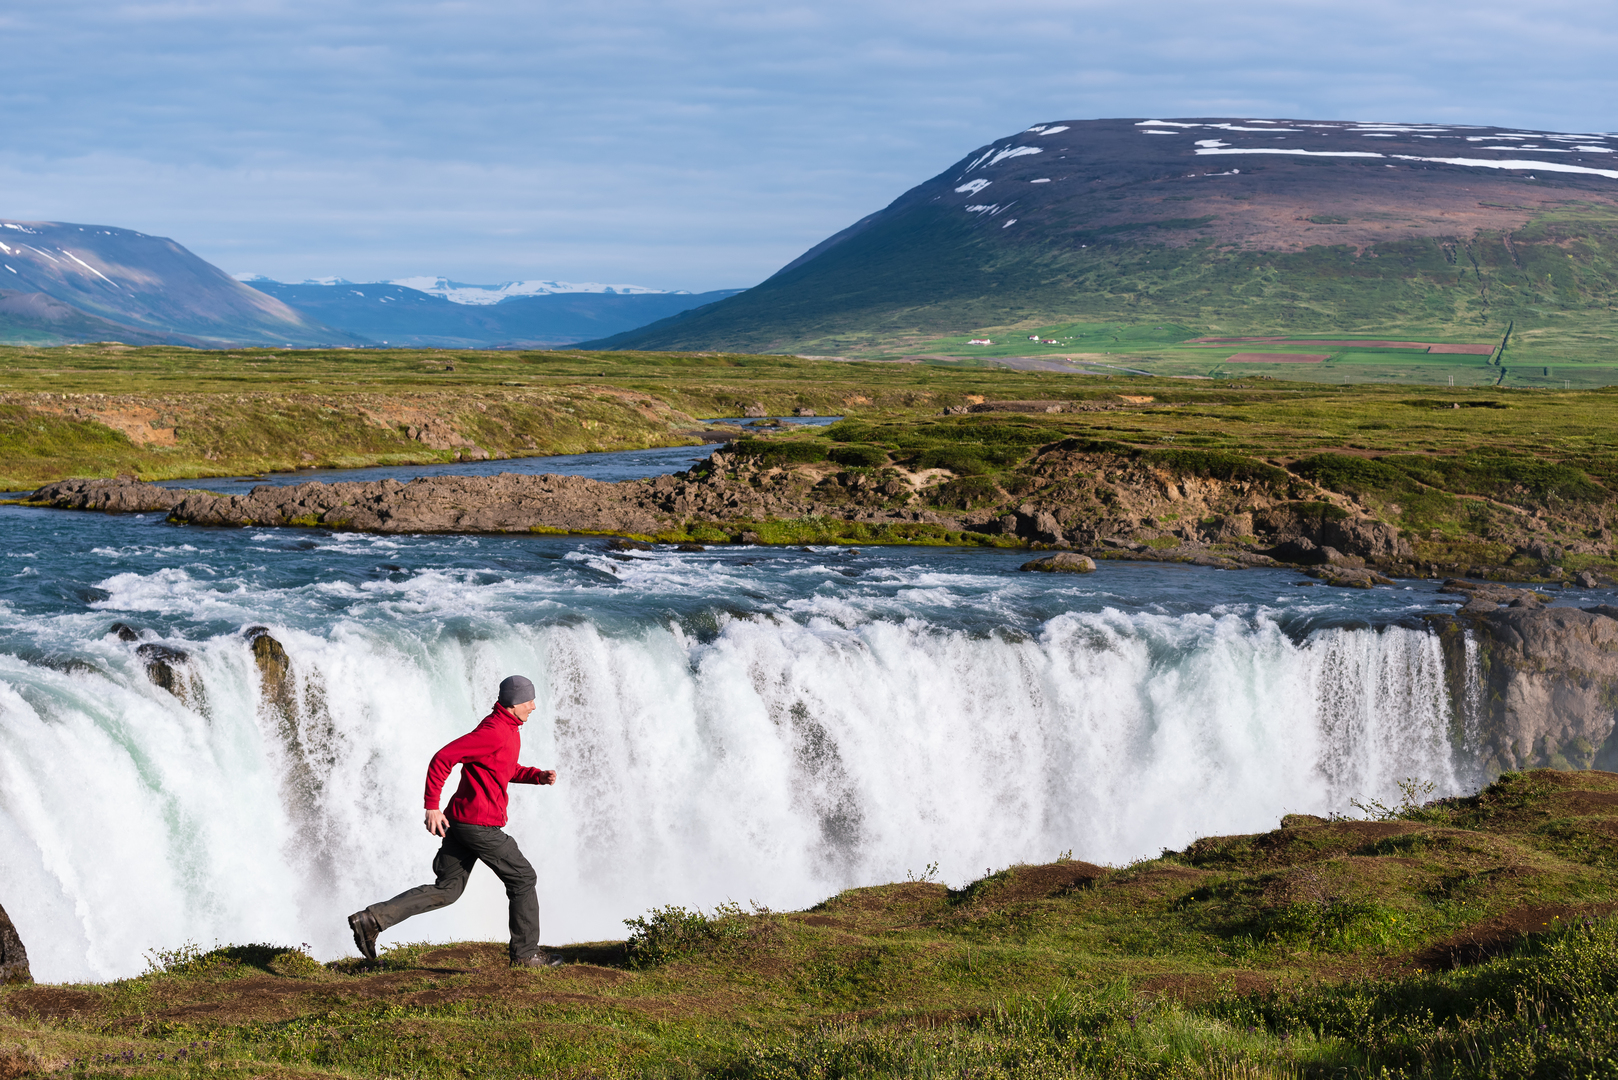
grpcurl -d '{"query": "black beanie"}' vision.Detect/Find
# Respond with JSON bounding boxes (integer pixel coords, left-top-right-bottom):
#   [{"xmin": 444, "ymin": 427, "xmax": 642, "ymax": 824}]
[{"xmin": 498, "ymin": 675, "xmax": 536, "ymax": 707}]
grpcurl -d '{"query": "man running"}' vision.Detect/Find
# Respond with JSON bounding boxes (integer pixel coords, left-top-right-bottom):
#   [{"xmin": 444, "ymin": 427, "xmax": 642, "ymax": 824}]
[{"xmin": 348, "ymin": 675, "xmax": 563, "ymax": 968}]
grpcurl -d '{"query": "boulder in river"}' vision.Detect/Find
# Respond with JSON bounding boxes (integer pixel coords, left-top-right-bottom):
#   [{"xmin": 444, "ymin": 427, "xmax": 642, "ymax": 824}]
[
  {"xmin": 136, "ymin": 642, "xmax": 190, "ymax": 698},
  {"xmin": 1020, "ymin": 553, "xmax": 1097, "ymax": 573},
  {"xmin": 1302, "ymin": 565, "xmax": 1394, "ymax": 589},
  {"xmin": 0, "ymin": 901, "xmax": 30, "ymax": 984},
  {"xmin": 246, "ymin": 627, "xmax": 294, "ymax": 716}
]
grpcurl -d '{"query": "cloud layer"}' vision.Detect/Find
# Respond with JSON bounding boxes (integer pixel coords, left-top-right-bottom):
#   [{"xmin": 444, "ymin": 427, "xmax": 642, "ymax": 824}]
[{"xmin": 3, "ymin": 0, "xmax": 1613, "ymax": 288}]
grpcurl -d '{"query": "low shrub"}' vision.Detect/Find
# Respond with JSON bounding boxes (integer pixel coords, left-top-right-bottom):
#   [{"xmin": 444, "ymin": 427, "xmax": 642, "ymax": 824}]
[
  {"xmin": 624, "ymin": 903, "xmax": 748, "ymax": 967},
  {"xmin": 1289, "ymin": 453, "xmax": 1407, "ymax": 495},
  {"xmin": 915, "ymin": 448, "xmax": 992, "ymax": 475},
  {"xmin": 1215, "ymin": 916, "xmax": 1618, "ymax": 1077},
  {"xmin": 1140, "ymin": 449, "xmax": 1288, "ymax": 485},
  {"xmin": 1393, "ymin": 452, "xmax": 1605, "ymax": 503},
  {"xmin": 928, "ymin": 475, "xmax": 1003, "ymax": 509},
  {"xmin": 734, "ymin": 438, "xmax": 829, "ymax": 465},
  {"xmin": 826, "ymin": 444, "xmax": 889, "ymax": 468}
]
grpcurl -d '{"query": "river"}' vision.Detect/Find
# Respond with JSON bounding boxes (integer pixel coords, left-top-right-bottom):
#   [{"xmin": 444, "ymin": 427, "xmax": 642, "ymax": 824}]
[{"xmin": 1, "ymin": 441, "xmax": 1606, "ymax": 982}]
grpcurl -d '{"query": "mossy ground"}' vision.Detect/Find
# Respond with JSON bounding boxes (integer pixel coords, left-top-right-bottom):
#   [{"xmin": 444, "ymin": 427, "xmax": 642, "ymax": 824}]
[{"xmin": 5, "ymin": 770, "xmax": 1618, "ymax": 1078}]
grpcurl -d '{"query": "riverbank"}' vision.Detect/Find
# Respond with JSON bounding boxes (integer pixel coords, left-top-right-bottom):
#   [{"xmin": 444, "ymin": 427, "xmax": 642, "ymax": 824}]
[
  {"xmin": 9, "ymin": 348, "xmax": 1618, "ymax": 581},
  {"xmin": 21, "ymin": 405, "xmax": 1618, "ymax": 585},
  {"xmin": 4, "ymin": 769, "xmax": 1617, "ymax": 1078}
]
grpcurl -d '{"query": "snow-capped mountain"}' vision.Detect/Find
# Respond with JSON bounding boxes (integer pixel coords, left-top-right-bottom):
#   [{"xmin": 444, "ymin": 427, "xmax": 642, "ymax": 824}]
[{"xmin": 588, "ymin": 115, "xmax": 1618, "ymax": 352}]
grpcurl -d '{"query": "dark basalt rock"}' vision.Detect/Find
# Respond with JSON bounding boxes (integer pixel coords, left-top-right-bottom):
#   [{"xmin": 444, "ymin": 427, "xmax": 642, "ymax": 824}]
[
  {"xmin": 0, "ymin": 901, "xmax": 31, "ymax": 985},
  {"xmin": 136, "ymin": 642, "xmax": 190, "ymax": 698},
  {"xmin": 1266, "ymin": 538, "xmax": 1326, "ymax": 565},
  {"xmin": 246, "ymin": 627, "xmax": 294, "ymax": 715},
  {"xmin": 27, "ymin": 477, "xmax": 189, "ymax": 513}
]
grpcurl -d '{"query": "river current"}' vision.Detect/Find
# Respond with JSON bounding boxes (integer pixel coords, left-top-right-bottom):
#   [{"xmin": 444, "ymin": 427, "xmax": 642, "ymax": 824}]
[{"xmin": 3, "ymin": 445, "xmax": 1606, "ymax": 982}]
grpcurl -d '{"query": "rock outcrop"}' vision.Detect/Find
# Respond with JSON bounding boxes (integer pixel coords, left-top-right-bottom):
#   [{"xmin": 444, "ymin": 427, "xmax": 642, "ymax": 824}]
[
  {"xmin": 29, "ymin": 474, "xmax": 673, "ymax": 536},
  {"xmin": 247, "ymin": 627, "xmax": 295, "ymax": 718},
  {"xmin": 137, "ymin": 643, "xmax": 190, "ymax": 699},
  {"xmin": 0, "ymin": 902, "xmax": 30, "ymax": 984},
  {"xmin": 1436, "ymin": 583, "xmax": 1618, "ymax": 776},
  {"xmin": 28, "ymin": 476, "xmax": 190, "ymax": 513}
]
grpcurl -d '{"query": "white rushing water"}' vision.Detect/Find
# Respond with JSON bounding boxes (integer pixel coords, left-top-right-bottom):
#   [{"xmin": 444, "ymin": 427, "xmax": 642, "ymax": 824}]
[{"xmin": 0, "ymin": 553, "xmax": 1470, "ymax": 982}]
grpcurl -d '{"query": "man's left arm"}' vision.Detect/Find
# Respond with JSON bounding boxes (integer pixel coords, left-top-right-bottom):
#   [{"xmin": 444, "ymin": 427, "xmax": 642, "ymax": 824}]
[{"xmin": 512, "ymin": 765, "xmax": 556, "ymax": 786}]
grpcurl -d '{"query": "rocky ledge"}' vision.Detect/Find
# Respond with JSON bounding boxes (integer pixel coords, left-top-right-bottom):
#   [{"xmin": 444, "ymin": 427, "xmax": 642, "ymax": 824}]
[{"xmin": 1430, "ymin": 579, "xmax": 1618, "ymax": 776}]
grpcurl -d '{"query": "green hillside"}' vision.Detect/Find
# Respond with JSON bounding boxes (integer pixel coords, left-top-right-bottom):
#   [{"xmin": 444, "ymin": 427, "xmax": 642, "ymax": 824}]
[
  {"xmin": 586, "ymin": 119, "xmax": 1618, "ymax": 374},
  {"xmin": 592, "ymin": 203, "xmax": 1618, "ymax": 363}
]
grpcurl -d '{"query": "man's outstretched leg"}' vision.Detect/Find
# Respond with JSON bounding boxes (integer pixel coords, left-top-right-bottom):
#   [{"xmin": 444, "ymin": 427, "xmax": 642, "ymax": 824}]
[
  {"xmin": 349, "ymin": 828, "xmax": 477, "ymax": 960},
  {"xmin": 448, "ymin": 823, "xmax": 558, "ymax": 966}
]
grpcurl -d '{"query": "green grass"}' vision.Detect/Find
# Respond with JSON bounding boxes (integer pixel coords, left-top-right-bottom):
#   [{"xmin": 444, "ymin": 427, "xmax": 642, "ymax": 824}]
[
  {"xmin": 910, "ymin": 320, "xmax": 1618, "ymax": 389},
  {"xmin": 7, "ymin": 770, "xmax": 1618, "ymax": 1078}
]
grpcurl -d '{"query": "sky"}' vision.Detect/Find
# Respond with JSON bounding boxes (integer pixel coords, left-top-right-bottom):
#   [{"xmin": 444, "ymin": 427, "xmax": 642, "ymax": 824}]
[{"xmin": 2, "ymin": 1, "xmax": 1614, "ymax": 291}]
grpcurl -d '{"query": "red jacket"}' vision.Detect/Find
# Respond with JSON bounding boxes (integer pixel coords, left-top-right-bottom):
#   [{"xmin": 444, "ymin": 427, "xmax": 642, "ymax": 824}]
[{"xmin": 423, "ymin": 704, "xmax": 548, "ymax": 827}]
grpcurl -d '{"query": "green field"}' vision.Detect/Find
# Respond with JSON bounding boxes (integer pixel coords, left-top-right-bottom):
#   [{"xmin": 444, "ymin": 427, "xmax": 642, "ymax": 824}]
[
  {"xmin": 6, "ymin": 771, "xmax": 1618, "ymax": 1078},
  {"xmin": 2, "ymin": 343, "xmax": 1617, "ymax": 489},
  {"xmin": 906, "ymin": 321, "xmax": 1618, "ymax": 388}
]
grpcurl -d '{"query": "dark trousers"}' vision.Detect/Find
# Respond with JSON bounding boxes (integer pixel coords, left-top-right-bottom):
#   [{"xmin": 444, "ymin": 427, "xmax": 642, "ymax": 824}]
[{"xmin": 366, "ymin": 822, "xmax": 540, "ymax": 962}]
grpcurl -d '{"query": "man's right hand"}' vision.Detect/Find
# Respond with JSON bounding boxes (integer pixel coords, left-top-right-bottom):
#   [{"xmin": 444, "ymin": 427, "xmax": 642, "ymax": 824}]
[{"xmin": 425, "ymin": 809, "xmax": 449, "ymax": 836}]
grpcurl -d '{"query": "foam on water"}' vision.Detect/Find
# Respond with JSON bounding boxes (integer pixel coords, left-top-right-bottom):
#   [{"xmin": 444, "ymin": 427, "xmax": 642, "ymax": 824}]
[{"xmin": 0, "ymin": 509, "xmax": 1524, "ymax": 982}]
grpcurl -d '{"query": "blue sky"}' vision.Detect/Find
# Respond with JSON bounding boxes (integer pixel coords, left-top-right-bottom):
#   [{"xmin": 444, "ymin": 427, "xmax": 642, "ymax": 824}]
[{"xmin": 2, "ymin": 0, "xmax": 1613, "ymax": 290}]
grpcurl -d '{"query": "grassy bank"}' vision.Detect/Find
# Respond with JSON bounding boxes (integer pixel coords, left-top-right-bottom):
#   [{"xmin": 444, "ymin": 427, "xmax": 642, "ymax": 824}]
[
  {"xmin": 6, "ymin": 344, "xmax": 1618, "ymax": 487},
  {"xmin": 4, "ymin": 770, "xmax": 1618, "ymax": 1077}
]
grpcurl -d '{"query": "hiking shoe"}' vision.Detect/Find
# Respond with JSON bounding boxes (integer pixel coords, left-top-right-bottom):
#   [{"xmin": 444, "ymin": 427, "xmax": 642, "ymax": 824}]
[
  {"xmin": 512, "ymin": 951, "xmax": 564, "ymax": 969},
  {"xmin": 348, "ymin": 910, "xmax": 381, "ymax": 961}
]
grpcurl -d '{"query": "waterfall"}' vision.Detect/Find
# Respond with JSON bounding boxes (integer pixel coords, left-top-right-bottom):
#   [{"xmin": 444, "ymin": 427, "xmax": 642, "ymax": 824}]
[{"xmin": 0, "ymin": 603, "xmax": 1468, "ymax": 983}]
